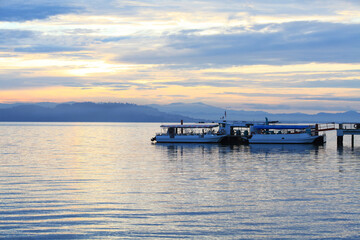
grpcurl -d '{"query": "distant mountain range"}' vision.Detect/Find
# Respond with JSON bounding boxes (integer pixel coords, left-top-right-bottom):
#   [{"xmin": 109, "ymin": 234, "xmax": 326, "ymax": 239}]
[
  {"xmin": 0, "ymin": 102, "xmax": 359, "ymax": 123},
  {"xmin": 0, "ymin": 102, "xmax": 194, "ymax": 122},
  {"xmin": 150, "ymin": 102, "xmax": 360, "ymax": 123}
]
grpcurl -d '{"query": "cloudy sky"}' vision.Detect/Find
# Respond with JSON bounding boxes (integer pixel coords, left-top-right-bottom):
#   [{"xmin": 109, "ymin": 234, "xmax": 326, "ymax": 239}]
[{"xmin": 0, "ymin": 0, "xmax": 360, "ymax": 113}]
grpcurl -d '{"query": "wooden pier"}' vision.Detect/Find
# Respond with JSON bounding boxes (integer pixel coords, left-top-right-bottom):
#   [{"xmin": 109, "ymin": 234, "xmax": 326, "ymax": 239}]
[{"xmin": 336, "ymin": 123, "xmax": 360, "ymax": 147}]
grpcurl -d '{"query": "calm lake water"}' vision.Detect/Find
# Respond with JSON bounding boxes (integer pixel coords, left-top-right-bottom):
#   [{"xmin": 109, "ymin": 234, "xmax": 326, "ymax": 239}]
[{"xmin": 0, "ymin": 122, "xmax": 359, "ymax": 239}]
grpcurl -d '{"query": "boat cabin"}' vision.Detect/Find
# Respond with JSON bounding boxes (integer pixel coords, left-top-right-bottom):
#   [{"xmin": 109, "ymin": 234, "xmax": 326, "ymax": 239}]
[
  {"xmin": 250, "ymin": 125, "xmax": 316, "ymax": 135},
  {"xmin": 159, "ymin": 124, "xmax": 220, "ymax": 138}
]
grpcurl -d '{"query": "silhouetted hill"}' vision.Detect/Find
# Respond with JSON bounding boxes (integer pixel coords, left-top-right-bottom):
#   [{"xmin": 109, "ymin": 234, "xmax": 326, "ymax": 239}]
[
  {"xmin": 1, "ymin": 101, "xmax": 359, "ymax": 123},
  {"xmin": 0, "ymin": 102, "xmax": 194, "ymax": 122},
  {"xmin": 0, "ymin": 102, "xmax": 58, "ymax": 109},
  {"xmin": 149, "ymin": 102, "xmax": 268, "ymax": 121}
]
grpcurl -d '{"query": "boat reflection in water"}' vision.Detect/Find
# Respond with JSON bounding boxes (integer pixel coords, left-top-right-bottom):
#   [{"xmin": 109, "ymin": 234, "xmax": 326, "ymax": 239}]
[
  {"xmin": 155, "ymin": 142, "xmax": 224, "ymax": 157},
  {"xmin": 156, "ymin": 142, "xmax": 323, "ymax": 157},
  {"xmin": 249, "ymin": 143, "xmax": 322, "ymax": 154}
]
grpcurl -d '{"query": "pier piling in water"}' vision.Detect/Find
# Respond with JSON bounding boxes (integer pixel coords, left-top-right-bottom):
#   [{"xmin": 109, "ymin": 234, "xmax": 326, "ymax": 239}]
[{"xmin": 337, "ymin": 136, "xmax": 344, "ymax": 146}]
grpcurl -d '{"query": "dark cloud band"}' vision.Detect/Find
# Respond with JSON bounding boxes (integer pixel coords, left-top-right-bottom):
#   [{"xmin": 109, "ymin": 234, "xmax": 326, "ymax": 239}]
[
  {"xmin": 119, "ymin": 21, "xmax": 360, "ymax": 66},
  {"xmin": 0, "ymin": 3, "xmax": 80, "ymax": 22}
]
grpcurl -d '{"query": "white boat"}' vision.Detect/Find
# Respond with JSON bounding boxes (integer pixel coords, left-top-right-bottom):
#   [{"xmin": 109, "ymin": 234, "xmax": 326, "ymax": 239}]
[
  {"xmin": 248, "ymin": 125, "xmax": 325, "ymax": 144},
  {"xmin": 152, "ymin": 124, "xmax": 226, "ymax": 143}
]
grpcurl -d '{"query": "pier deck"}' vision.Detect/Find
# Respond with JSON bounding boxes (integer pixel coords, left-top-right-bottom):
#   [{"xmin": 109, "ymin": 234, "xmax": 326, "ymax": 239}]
[{"xmin": 335, "ymin": 123, "xmax": 360, "ymax": 147}]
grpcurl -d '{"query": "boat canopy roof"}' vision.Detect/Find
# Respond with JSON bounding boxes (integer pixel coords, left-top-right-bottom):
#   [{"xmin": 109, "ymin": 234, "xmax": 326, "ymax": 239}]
[
  {"xmin": 253, "ymin": 125, "xmax": 314, "ymax": 130},
  {"xmin": 160, "ymin": 124, "xmax": 218, "ymax": 128}
]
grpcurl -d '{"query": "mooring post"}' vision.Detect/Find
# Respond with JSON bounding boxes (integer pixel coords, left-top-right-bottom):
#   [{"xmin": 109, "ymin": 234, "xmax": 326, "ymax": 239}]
[{"xmin": 351, "ymin": 135, "xmax": 354, "ymax": 148}]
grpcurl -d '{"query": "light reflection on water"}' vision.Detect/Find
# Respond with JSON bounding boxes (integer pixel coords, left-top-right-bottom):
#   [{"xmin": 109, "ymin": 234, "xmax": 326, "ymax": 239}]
[{"xmin": 0, "ymin": 122, "xmax": 359, "ymax": 239}]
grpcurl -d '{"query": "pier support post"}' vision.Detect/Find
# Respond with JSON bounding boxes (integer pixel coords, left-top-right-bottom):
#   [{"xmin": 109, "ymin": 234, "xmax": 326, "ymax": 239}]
[
  {"xmin": 351, "ymin": 135, "xmax": 354, "ymax": 148},
  {"xmin": 181, "ymin": 120, "xmax": 183, "ymax": 134},
  {"xmin": 337, "ymin": 129, "xmax": 344, "ymax": 147},
  {"xmin": 337, "ymin": 136, "xmax": 343, "ymax": 147}
]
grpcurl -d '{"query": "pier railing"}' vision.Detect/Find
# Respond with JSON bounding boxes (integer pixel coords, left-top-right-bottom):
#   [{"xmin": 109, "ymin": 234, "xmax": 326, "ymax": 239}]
[
  {"xmin": 316, "ymin": 123, "xmax": 336, "ymax": 132},
  {"xmin": 316, "ymin": 123, "xmax": 360, "ymax": 131},
  {"xmin": 337, "ymin": 123, "xmax": 360, "ymax": 130}
]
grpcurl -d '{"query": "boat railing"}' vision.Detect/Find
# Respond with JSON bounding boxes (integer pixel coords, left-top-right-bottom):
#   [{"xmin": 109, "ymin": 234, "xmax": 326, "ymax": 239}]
[
  {"xmin": 253, "ymin": 128, "xmax": 320, "ymax": 136},
  {"xmin": 156, "ymin": 131, "xmax": 218, "ymax": 136}
]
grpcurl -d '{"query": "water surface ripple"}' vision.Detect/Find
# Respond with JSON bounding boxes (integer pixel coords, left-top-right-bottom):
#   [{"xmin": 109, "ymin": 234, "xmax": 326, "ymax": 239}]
[{"xmin": 0, "ymin": 122, "xmax": 359, "ymax": 239}]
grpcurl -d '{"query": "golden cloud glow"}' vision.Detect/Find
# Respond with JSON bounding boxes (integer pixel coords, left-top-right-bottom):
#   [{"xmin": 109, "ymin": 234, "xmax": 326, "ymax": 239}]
[{"xmin": 1, "ymin": 1, "xmax": 360, "ymax": 113}]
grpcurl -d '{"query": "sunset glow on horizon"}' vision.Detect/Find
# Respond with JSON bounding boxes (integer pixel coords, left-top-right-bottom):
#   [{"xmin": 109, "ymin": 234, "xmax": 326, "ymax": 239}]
[{"xmin": 1, "ymin": 0, "xmax": 360, "ymax": 113}]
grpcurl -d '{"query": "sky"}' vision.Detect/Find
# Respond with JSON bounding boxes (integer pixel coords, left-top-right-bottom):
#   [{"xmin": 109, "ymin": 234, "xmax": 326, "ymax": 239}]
[{"xmin": 0, "ymin": 0, "xmax": 360, "ymax": 113}]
